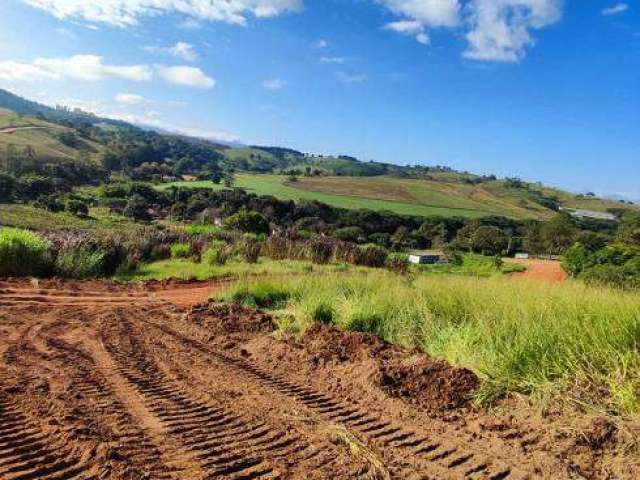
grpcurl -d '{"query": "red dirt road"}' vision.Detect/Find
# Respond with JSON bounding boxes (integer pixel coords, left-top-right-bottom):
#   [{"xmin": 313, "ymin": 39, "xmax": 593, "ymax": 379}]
[
  {"xmin": 508, "ymin": 259, "xmax": 568, "ymax": 282},
  {"xmin": 0, "ymin": 279, "xmax": 631, "ymax": 479}
]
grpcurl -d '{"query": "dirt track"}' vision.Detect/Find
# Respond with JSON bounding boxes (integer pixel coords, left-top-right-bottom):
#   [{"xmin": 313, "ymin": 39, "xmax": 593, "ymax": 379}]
[
  {"xmin": 508, "ymin": 259, "xmax": 568, "ymax": 282},
  {"xmin": 0, "ymin": 279, "xmax": 631, "ymax": 479}
]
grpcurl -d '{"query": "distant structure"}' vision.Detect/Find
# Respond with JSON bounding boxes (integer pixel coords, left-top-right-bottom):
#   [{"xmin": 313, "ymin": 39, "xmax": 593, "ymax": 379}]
[
  {"xmin": 560, "ymin": 208, "xmax": 618, "ymax": 222},
  {"xmin": 515, "ymin": 253, "xmax": 530, "ymax": 260},
  {"xmin": 408, "ymin": 250, "xmax": 447, "ymax": 265}
]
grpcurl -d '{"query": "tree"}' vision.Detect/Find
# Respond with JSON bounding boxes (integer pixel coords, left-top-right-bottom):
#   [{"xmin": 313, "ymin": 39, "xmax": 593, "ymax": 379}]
[
  {"xmin": 123, "ymin": 194, "xmax": 152, "ymax": 222},
  {"xmin": 223, "ymin": 170, "xmax": 235, "ymax": 188},
  {"xmin": 471, "ymin": 226, "xmax": 509, "ymax": 256},
  {"xmin": 65, "ymin": 199, "xmax": 89, "ymax": 218},
  {"xmin": 224, "ymin": 209, "xmax": 269, "ymax": 235},
  {"xmin": 542, "ymin": 213, "xmax": 577, "ymax": 255},
  {"xmin": 0, "ymin": 172, "xmax": 16, "ymax": 202},
  {"xmin": 18, "ymin": 175, "xmax": 54, "ymax": 200}
]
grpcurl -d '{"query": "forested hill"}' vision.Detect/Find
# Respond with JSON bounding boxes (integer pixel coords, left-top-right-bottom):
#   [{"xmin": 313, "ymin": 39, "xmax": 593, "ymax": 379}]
[{"xmin": 0, "ymin": 88, "xmax": 636, "ymax": 220}]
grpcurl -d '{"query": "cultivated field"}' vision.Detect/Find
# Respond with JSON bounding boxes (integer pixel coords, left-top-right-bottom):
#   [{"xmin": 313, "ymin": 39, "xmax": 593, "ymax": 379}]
[{"xmin": 158, "ymin": 174, "xmax": 633, "ymax": 220}]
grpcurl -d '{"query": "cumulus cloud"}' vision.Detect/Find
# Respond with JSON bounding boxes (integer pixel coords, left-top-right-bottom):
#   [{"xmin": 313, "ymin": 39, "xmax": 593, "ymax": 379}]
[
  {"xmin": 19, "ymin": 0, "xmax": 302, "ymax": 27},
  {"xmin": 463, "ymin": 0, "xmax": 563, "ymax": 63},
  {"xmin": 261, "ymin": 78, "xmax": 287, "ymax": 90},
  {"xmin": 377, "ymin": 0, "xmax": 563, "ymax": 62},
  {"xmin": 602, "ymin": 3, "xmax": 628, "ymax": 16},
  {"xmin": 0, "ymin": 55, "xmax": 152, "ymax": 82},
  {"xmin": 156, "ymin": 65, "xmax": 215, "ymax": 88}
]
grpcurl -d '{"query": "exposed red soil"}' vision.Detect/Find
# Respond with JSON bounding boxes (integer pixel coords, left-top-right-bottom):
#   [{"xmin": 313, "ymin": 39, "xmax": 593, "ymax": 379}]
[
  {"xmin": 508, "ymin": 259, "xmax": 568, "ymax": 282},
  {"xmin": 0, "ymin": 279, "xmax": 637, "ymax": 480}
]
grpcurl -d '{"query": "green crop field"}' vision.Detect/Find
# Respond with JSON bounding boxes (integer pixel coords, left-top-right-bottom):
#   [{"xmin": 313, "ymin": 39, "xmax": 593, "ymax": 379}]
[{"xmin": 158, "ymin": 174, "xmax": 534, "ymax": 219}]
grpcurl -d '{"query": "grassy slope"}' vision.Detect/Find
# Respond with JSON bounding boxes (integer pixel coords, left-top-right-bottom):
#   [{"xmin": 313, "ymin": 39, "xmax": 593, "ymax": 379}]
[
  {"xmin": 0, "ymin": 204, "xmax": 136, "ymax": 231},
  {"xmin": 159, "ymin": 175, "xmax": 521, "ymax": 219},
  {"xmin": 0, "ymin": 113, "xmax": 104, "ymax": 163}
]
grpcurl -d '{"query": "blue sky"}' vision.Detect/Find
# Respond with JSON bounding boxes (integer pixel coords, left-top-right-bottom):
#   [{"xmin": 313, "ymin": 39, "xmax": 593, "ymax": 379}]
[{"xmin": 0, "ymin": 1, "xmax": 638, "ymax": 198}]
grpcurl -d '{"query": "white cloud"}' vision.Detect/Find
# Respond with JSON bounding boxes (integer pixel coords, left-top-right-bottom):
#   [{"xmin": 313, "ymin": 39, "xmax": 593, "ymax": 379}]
[
  {"xmin": 0, "ymin": 61, "xmax": 59, "ymax": 82},
  {"xmin": 115, "ymin": 92, "xmax": 148, "ymax": 105},
  {"xmin": 0, "ymin": 55, "xmax": 152, "ymax": 82},
  {"xmin": 379, "ymin": 0, "xmax": 460, "ymax": 28},
  {"xmin": 261, "ymin": 78, "xmax": 287, "ymax": 90},
  {"xmin": 377, "ymin": 0, "xmax": 562, "ymax": 62},
  {"xmin": 169, "ymin": 42, "xmax": 198, "ymax": 61},
  {"xmin": 19, "ymin": 0, "xmax": 302, "ymax": 27},
  {"xmin": 145, "ymin": 42, "xmax": 199, "ymax": 61},
  {"xmin": 320, "ymin": 56, "xmax": 346, "ymax": 64},
  {"xmin": 602, "ymin": 3, "xmax": 628, "ymax": 16},
  {"xmin": 336, "ymin": 71, "xmax": 368, "ymax": 83},
  {"xmin": 156, "ymin": 65, "xmax": 215, "ymax": 88},
  {"xmin": 315, "ymin": 38, "xmax": 329, "ymax": 48},
  {"xmin": 463, "ymin": 0, "xmax": 563, "ymax": 63},
  {"xmin": 384, "ymin": 19, "xmax": 430, "ymax": 44}
]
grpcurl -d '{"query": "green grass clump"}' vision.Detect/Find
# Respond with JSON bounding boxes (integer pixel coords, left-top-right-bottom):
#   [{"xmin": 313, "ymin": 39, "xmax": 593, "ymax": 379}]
[
  {"xmin": 170, "ymin": 242, "xmax": 191, "ymax": 259},
  {"xmin": 0, "ymin": 227, "xmax": 51, "ymax": 276},
  {"xmin": 220, "ymin": 272, "xmax": 640, "ymax": 415},
  {"xmin": 55, "ymin": 246, "xmax": 108, "ymax": 279}
]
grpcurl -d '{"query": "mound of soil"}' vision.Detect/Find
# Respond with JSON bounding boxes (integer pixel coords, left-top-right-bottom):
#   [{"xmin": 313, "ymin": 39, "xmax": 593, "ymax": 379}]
[
  {"xmin": 185, "ymin": 301, "xmax": 276, "ymax": 335},
  {"xmin": 289, "ymin": 324, "xmax": 478, "ymax": 411},
  {"xmin": 294, "ymin": 324, "xmax": 403, "ymax": 365},
  {"xmin": 378, "ymin": 356, "xmax": 479, "ymax": 411}
]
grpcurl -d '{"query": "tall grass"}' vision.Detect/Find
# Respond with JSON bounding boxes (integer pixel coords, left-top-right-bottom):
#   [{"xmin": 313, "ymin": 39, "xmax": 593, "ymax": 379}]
[
  {"xmin": 0, "ymin": 227, "xmax": 52, "ymax": 276},
  {"xmin": 220, "ymin": 273, "xmax": 640, "ymax": 415}
]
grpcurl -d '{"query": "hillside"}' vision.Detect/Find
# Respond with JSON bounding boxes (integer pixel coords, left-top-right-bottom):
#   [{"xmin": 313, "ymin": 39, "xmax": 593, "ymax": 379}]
[
  {"xmin": 0, "ymin": 87, "xmax": 636, "ymax": 221},
  {"xmin": 0, "ymin": 112, "xmax": 105, "ymax": 164}
]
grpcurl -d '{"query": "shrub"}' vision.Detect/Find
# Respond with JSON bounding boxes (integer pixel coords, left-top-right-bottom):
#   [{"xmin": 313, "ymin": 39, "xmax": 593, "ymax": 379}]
[
  {"xmin": 170, "ymin": 242, "xmax": 191, "ymax": 259},
  {"xmin": 386, "ymin": 252, "xmax": 409, "ymax": 274},
  {"xmin": 306, "ymin": 238, "xmax": 334, "ymax": 264},
  {"xmin": 355, "ymin": 243, "xmax": 388, "ymax": 268},
  {"xmin": 65, "ymin": 199, "xmax": 89, "ymax": 218},
  {"xmin": 0, "ymin": 228, "xmax": 52, "ymax": 277},
  {"xmin": 334, "ymin": 226, "xmax": 363, "ymax": 242},
  {"xmin": 55, "ymin": 246, "xmax": 108, "ymax": 279},
  {"xmin": 224, "ymin": 209, "xmax": 270, "ymax": 235},
  {"xmin": 202, "ymin": 241, "xmax": 229, "ymax": 266},
  {"xmin": 236, "ymin": 234, "xmax": 262, "ymax": 264}
]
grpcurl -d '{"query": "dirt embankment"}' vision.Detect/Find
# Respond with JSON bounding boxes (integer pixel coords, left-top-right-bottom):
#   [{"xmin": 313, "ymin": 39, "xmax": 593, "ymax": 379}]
[{"xmin": 0, "ymin": 279, "xmax": 635, "ymax": 480}]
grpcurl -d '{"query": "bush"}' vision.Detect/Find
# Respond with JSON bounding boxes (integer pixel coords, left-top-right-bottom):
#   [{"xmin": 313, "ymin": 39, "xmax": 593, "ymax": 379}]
[
  {"xmin": 55, "ymin": 246, "xmax": 108, "ymax": 279},
  {"xmin": 355, "ymin": 243, "xmax": 388, "ymax": 268},
  {"xmin": 386, "ymin": 252, "xmax": 409, "ymax": 274},
  {"xmin": 306, "ymin": 238, "xmax": 334, "ymax": 264},
  {"xmin": 224, "ymin": 209, "xmax": 270, "ymax": 235},
  {"xmin": 202, "ymin": 241, "xmax": 229, "ymax": 266},
  {"xmin": 0, "ymin": 228, "xmax": 52, "ymax": 277},
  {"xmin": 170, "ymin": 242, "xmax": 191, "ymax": 259},
  {"xmin": 236, "ymin": 234, "xmax": 261, "ymax": 264},
  {"xmin": 65, "ymin": 199, "xmax": 89, "ymax": 218}
]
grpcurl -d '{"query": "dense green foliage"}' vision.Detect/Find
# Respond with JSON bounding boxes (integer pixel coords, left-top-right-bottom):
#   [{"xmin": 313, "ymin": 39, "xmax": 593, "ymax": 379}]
[{"xmin": 0, "ymin": 227, "xmax": 51, "ymax": 276}]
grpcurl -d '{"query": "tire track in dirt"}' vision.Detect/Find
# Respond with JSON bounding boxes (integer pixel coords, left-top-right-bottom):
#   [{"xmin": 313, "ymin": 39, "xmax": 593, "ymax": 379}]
[
  {"xmin": 99, "ymin": 315, "xmax": 357, "ymax": 479},
  {"xmin": 140, "ymin": 316, "xmax": 527, "ymax": 480}
]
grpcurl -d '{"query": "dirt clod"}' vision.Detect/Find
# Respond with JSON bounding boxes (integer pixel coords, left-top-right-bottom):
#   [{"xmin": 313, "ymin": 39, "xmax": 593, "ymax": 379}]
[{"xmin": 378, "ymin": 356, "xmax": 480, "ymax": 411}]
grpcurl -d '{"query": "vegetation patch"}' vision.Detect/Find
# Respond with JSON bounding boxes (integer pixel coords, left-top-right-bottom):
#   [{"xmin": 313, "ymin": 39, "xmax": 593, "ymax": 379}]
[{"xmin": 219, "ymin": 272, "xmax": 640, "ymax": 415}]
